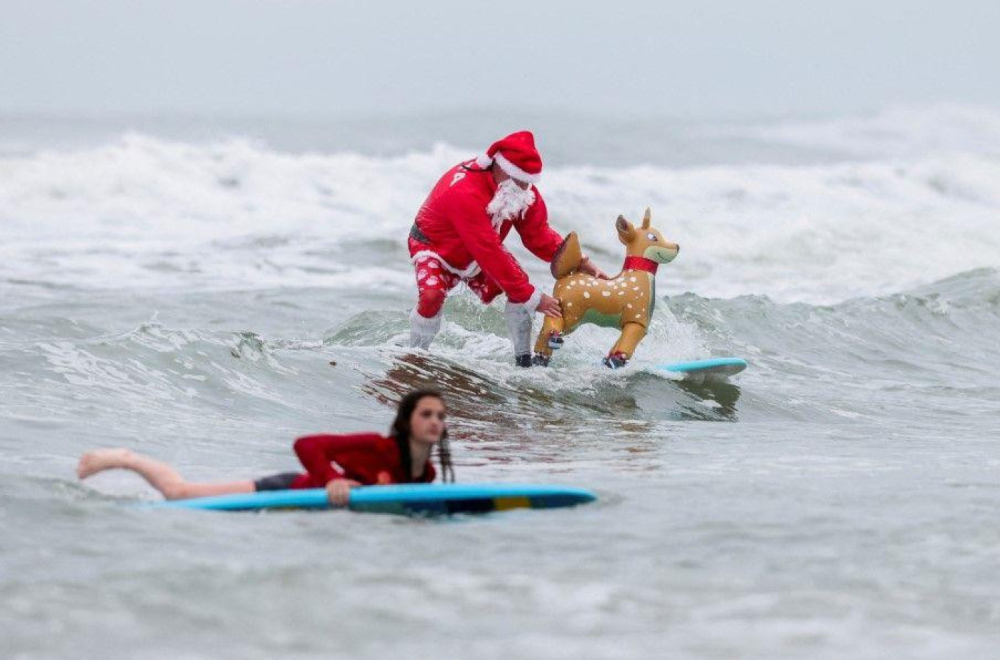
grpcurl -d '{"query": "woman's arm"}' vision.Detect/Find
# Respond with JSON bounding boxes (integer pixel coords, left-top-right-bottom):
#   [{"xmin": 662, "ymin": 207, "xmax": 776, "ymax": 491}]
[
  {"xmin": 292, "ymin": 433, "xmax": 383, "ymax": 485},
  {"xmin": 326, "ymin": 478, "xmax": 361, "ymax": 506}
]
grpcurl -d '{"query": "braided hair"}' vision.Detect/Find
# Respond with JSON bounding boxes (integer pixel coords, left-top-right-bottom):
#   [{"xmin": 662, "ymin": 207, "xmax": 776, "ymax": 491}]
[{"xmin": 389, "ymin": 390, "xmax": 455, "ymax": 483}]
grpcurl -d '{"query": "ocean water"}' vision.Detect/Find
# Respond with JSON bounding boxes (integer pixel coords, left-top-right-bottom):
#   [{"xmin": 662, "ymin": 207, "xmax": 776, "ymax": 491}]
[{"xmin": 2, "ymin": 105, "xmax": 999, "ymax": 659}]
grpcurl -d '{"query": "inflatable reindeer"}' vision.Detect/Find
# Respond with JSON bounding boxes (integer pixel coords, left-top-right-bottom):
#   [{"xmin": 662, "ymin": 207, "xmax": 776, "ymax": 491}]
[{"xmin": 532, "ymin": 208, "xmax": 679, "ymax": 368}]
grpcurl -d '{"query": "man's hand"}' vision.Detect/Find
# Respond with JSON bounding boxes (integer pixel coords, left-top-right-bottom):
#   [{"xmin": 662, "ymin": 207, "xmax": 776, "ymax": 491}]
[
  {"xmin": 326, "ymin": 479, "xmax": 362, "ymax": 506},
  {"xmin": 537, "ymin": 293, "xmax": 563, "ymax": 318},
  {"xmin": 579, "ymin": 256, "xmax": 610, "ymax": 279}
]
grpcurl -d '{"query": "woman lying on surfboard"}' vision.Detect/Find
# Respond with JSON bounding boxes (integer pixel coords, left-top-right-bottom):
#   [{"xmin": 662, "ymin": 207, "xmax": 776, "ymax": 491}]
[{"xmin": 77, "ymin": 390, "xmax": 454, "ymax": 505}]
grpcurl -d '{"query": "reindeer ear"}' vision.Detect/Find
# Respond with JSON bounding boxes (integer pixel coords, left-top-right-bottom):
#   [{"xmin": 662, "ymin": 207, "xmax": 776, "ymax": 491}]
[
  {"xmin": 641, "ymin": 207, "xmax": 651, "ymax": 229},
  {"xmin": 616, "ymin": 215, "xmax": 635, "ymax": 244}
]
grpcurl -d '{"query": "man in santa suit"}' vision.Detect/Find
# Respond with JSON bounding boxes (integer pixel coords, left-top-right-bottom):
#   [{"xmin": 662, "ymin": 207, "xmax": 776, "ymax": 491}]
[{"xmin": 407, "ymin": 131, "xmax": 607, "ymax": 366}]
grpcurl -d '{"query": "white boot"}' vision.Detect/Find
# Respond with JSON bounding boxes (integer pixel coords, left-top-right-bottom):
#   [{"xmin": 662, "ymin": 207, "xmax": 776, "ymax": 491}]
[
  {"xmin": 409, "ymin": 308, "xmax": 443, "ymax": 350},
  {"xmin": 504, "ymin": 300, "xmax": 534, "ymax": 366}
]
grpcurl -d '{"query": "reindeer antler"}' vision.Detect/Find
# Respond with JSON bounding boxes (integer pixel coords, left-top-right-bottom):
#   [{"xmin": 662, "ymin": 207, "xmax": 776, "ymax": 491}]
[{"xmin": 641, "ymin": 208, "xmax": 651, "ymax": 229}]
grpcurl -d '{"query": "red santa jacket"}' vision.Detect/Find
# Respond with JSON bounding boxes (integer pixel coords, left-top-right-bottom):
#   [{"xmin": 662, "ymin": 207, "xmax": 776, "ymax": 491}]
[
  {"xmin": 289, "ymin": 433, "xmax": 436, "ymax": 487},
  {"xmin": 409, "ymin": 160, "xmax": 563, "ymax": 306}
]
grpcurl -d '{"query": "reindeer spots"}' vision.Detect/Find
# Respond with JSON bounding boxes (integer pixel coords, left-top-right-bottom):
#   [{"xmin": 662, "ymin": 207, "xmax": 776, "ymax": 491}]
[
  {"xmin": 602, "ymin": 291, "xmax": 611, "ymax": 297},
  {"xmin": 583, "ymin": 291, "xmax": 590, "ymax": 299},
  {"xmin": 629, "ymin": 277, "xmax": 637, "ymax": 283},
  {"xmin": 618, "ymin": 291, "xmax": 624, "ymax": 295}
]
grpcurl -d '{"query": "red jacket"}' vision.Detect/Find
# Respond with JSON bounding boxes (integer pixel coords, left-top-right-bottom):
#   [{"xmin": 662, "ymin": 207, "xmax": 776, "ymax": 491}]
[
  {"xmin": 409, "ymin": 160, "xmax": 563, "ymax": 304},
  {"xmin": 289, "ymin": 433, "xmax": 436, "ymax": 488}
]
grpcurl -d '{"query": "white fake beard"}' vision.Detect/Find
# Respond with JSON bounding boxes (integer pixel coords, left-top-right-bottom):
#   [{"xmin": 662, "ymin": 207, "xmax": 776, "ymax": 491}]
[{"xmin": 486, "ymin": 179, "xmax": 536, "ymax": 228}]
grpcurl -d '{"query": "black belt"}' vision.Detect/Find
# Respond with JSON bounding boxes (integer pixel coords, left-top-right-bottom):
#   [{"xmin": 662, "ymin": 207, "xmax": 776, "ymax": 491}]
[{"xmin": 409, "ymin": 223, "xmax": 430, "ymax": 245}]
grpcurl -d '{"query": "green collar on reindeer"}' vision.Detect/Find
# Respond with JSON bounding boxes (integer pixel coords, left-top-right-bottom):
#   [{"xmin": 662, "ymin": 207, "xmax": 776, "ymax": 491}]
[{"xmin": 622, "ymin": 255, "xmax": 659, "ymax": 274}]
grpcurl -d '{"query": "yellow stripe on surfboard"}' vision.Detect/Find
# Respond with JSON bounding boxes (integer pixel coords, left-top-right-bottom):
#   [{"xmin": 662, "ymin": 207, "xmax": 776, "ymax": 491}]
[{"xmin": 493, "ymin": 496, "xmax": 532, "ymax": 510}]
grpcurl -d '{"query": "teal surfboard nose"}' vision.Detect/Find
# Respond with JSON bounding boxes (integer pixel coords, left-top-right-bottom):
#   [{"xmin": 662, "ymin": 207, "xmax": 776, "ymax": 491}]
[{"xmin": 656, "ymin": 357, "xmax": 748, "ymax": 378}]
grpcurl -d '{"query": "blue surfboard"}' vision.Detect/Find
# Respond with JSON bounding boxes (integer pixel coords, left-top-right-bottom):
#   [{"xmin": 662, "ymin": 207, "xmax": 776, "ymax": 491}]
[
  {"xmin": 656, "ymin": 357, "xmax": 748, "ymax": 379},
  {"xmin": 148, "ymin": 483, "xmax": 597, "ymax": 516}
]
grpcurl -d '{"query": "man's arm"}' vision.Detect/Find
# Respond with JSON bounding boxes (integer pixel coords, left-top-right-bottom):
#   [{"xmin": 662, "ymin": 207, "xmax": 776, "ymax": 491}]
[
  {"xmin": 451, "ymin": 200, "xmax": 537, "ymax": 305},
  {"xmin": 517, "ymin": 196, "xmax": 609, "ymax": 279},
  {"xmin": 515, "ymin": 195, "xmax": 564, "ymax": 262}
]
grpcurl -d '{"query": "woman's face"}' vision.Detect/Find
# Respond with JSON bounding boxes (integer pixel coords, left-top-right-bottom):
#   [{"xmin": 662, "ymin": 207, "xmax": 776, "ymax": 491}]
[{"xmin": 410, "ymin": 396, "xmax": 446, "ymax": 445}]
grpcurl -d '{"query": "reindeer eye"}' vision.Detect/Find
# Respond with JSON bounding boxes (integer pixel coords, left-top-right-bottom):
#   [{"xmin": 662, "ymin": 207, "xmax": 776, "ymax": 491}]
[{"xmin": 647, "ymin": 233, "xmax": 657, "ymax": 241}]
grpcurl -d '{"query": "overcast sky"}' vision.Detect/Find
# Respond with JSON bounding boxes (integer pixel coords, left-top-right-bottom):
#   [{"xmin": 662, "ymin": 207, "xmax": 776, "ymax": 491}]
[{"xmin": 2, "ymin": 0, "xmax": 998, "ymax": 119}]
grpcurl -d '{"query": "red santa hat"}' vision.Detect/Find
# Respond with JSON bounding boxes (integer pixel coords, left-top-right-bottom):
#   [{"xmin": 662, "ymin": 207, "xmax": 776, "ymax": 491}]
[{"xmin": 474, "ymin": 131, "xmax": 542, "ymax": 184}]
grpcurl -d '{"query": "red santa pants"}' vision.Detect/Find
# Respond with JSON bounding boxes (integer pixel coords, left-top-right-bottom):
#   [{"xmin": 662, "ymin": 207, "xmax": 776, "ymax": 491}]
[{"xmin": 411, "ymin": 243, "xmax": 502, "ymax": 318}]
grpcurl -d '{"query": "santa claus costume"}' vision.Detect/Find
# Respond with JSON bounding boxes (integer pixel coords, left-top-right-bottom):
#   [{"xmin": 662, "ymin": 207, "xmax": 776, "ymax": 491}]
[{"xmin": 407, "ymin": 131, "xmax": 563, "ymax": 366}]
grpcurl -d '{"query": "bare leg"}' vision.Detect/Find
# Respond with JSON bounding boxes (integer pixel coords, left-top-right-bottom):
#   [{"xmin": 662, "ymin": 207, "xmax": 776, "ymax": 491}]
[{"xmin": 77, "ymin": 448, "xmax": 254, "ymax": 500}]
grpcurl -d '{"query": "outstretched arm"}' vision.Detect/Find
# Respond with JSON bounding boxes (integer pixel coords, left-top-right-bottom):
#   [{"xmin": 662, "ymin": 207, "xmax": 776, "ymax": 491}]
[
  {"xmin": 451, "ymin": 201, "xmax": 537, "ymax": 304},
  {"xmin": 515, "ymin": 196, "xmax": 563, "ymax": 262},
  {"xmin": 517, "ymin": 196, "xmax": 608, "ymax": 278},
  {"xmin": 578, "ymin": 255, "xmax": 609, "ymax": 279}
]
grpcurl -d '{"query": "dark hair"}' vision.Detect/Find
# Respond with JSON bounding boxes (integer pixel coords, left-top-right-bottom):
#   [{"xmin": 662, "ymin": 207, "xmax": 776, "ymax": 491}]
[{"xmin": 390, "ymin": 390, "xmax": 454, "ymax": 483}]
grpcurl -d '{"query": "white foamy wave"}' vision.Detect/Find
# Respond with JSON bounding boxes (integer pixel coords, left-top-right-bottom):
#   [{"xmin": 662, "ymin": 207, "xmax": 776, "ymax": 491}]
[
  {"xmin": 746, "ymin": 103, "xmax": 1000, "ymax": 159},
  {"xmin": 1, "ymin": 124, "xmax": 999, "ymax": 303},
  {"xmin": 0, "ymin": 133, "xmax": 469, "ymax": 290},
  {"xmin": 548, "ymin": 152, "xmax": 1000, "ymax": 303}
]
